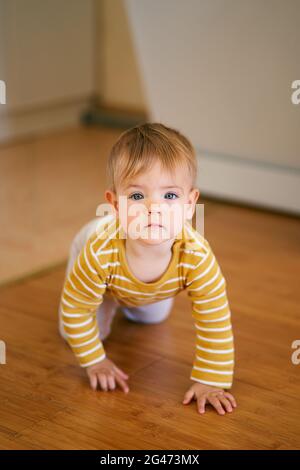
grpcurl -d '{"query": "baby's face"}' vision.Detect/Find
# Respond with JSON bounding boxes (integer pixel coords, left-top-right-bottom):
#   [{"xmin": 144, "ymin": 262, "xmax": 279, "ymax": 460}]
[{"xmin": 106, "ymin": 161, "xmax": 199, "ymax": 245}]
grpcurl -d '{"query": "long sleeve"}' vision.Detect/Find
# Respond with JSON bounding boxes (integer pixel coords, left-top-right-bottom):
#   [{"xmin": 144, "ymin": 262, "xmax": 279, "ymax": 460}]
[
  {"xmin": 186, "ymin": 239, "xmax": 235, "ymax": 390},
  {"xmin": 60, "ymin": 234, "xmax": 108, "ymax": 368}
]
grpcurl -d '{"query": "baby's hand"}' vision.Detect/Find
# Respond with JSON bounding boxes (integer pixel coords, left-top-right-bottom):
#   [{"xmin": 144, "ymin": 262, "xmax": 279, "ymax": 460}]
[
  {"xmin": 182, "ymin": 382, "xmax": 237, "ymax": 415},
  {"xmin": 86, "ymin": 357, "xmax": 130, "ymax": 393}
]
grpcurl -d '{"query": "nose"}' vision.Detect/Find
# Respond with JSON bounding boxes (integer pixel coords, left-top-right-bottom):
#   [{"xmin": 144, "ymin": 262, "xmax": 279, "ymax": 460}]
[
  {"xmin": 147, "ymin": 200, "xmax": 161, "ymax": 214},
  {"xmin": 145, "ymin": 200, "xmax": 163, "ymax": 227}
]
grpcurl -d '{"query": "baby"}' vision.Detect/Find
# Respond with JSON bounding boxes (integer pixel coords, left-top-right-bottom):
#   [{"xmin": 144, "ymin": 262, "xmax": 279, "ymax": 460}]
[{"xmin": 58, "ymin": 122, "xmax": 237, "ymax": 416}]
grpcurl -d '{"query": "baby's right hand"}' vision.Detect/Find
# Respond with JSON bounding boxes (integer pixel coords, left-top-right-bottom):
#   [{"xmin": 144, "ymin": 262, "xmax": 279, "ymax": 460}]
[{"xmin": 86, "ymin": 357, "xmax": 130, "ymax": 393}]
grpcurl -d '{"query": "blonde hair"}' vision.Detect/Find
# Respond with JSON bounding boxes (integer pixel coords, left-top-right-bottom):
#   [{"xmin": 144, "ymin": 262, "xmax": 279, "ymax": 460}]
[{"xmin": 106, "ymin": 122, "xmax": 197, "ymax": 193}]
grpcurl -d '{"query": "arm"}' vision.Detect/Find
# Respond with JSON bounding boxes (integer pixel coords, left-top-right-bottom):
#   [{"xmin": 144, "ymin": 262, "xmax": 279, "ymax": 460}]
[
  {"xmin": 186, "ymin": 239, "xmax": 235, "ymax": 390},
  {"xmin": 60, "ymin": 233, "xmax": 108, "ymax": 368}
]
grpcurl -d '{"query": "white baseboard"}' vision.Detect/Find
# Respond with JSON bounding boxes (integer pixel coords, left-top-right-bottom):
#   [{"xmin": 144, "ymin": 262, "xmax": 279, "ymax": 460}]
[
  {"xmin": 197, "ymin": 149, "xmax": 300, "ymax": 216},
  {"xmin": 0, "ymin": 98, "xmax": 91, "ymax": 143}
]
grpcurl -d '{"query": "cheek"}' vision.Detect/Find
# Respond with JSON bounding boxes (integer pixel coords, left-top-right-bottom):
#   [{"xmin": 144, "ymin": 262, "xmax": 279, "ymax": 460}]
[
  {"xmin": 159, "ymin": 203, "xmax": 184, "ymax": 237},
  {"xmin": 128, "ymin": 201, "xmax": 148, "ymax": 220},
  {"xmin": 162, "ymin": 203, "xmax": 185, "ymax": 224}
]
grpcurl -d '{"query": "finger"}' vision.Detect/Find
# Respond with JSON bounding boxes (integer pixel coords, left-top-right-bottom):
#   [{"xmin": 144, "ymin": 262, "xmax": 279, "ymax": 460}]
[
  {"xmin": 113, "ymin": 365, "xmax": 129, "ymax": 379},
  {"xmin": 218, "ymin": 396, "xmax": 233, "ymax": 413},
  {"xmin": 89, "ymin": 373, "xmax": 98, "ymax": 391},
  {"xmin": 182, "ymin": 389, "xmax": 195, "ymax": 404},
  {"xmin": 208, "ymin": 396, "xmax": 226, "ymax": 415},
  {"xmin": 107, "ymin": 374, "xmax": 116, "ymax": 391},
  {"xmin": 197, "ymin": 397, "xmax": 206, "ymax": 414},
  {"xmin": 224, "ymin": 392, "xmax": 237, "ymax": 407},
  {"xmin": 98, "ymin": 373, "xmax": 108, "ymax": 391},
  {"xmin": 114, "ymin": 373, "xmax": 130, "ymax": 393}
]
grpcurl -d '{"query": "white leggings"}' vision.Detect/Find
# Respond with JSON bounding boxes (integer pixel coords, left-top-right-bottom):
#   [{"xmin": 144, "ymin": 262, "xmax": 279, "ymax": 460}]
[{"xmin": 58, "ymin": 217, "xmax": 174, "ymax": 341}]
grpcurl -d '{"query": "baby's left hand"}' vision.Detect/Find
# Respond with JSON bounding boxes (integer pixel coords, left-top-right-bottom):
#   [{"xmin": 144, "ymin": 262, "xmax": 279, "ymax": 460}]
[{"xmin": 182, "ymin": 382, "xmax": 237, "ymax": 415}]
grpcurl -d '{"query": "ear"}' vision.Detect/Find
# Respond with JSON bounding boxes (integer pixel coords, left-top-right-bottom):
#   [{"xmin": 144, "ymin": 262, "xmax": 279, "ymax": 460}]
[
  {"xmin": 186, "ymin": 187, "xmax": 200, "ymax": 220},
  {"xmin": 104, "ymin": 189, "xmax": 119, "ymax": 215}
]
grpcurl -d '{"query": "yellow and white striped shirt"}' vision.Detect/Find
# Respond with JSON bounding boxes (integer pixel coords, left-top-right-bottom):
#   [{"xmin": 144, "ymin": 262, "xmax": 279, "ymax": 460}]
[{"xmin": 60, "ymin": 214, "xmax": 235, "ymax": 389}]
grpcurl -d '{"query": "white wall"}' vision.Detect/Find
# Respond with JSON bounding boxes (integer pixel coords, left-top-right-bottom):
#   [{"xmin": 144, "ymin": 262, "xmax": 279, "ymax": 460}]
[
  {"xmin": 125, "ymin": 0, "xmax": 300, "ymax": 214},
  {"xmin": 95, "ymin": 0, "xmax": 146, "ymax": 110},
  {"xmin": 0, "ymin": 0, "xmax": 94, "ymax": 139}
]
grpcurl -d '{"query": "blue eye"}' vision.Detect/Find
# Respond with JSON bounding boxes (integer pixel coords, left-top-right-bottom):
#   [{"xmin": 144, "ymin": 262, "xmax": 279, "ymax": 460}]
[
  {"xmin": 129, "ymin": 192, "xmax": 144, "ymax": 200},
  {"xmin": 165, "ymin": 192, "xmax": 178, "ymax": 200}
]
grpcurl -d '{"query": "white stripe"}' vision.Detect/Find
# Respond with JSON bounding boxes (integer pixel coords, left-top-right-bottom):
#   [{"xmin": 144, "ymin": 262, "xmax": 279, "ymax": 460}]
[
  {"xmin": 61, "ymin": 309, "xmax": 92, "ymax": 318},
  {"xmin": 67, "ymin": 326, "xmax": 96, "ymax": 339},
  {"xmin": 195, "ymin": 313, "xmax": 231, "ymax": 323},
  {"xmin": 89, "ymin": 242, "xmax": 112, "ymax": 273},
  {"xmin": 82, "ymin": 354, "xmax": 106, "ymax": 367},
  {"xmin": 77, "ymin": 255, "xmax": 104, "ymax": 288},
  {"xmin": 64, "ymin": 288, "xmax": 100, "ymax": 306},
  {"xmin": 96, "ymin": 248, "xmax": 118, "ymax": 256},
  {"xmin": 196, "ymin": 345, "xmax": 234, "ymax": 354},
  {"xmin": 76, "ymin": 343, "xmax": 102, "ymax": 357},
  {"xmin": 177, "ymin": 262, "xmax": 200, "ymax": 269},
  {"xmin": 188, "ymin": 250, "xmax": 211, "ymax": 271},
  {"xmin": 68, "ymin": 276, "xmax": 94, "ymax": 300},
  {"xmin": 100, "ymin": 261, "xmax": 121, "ymax": 269},
  {"xmin": 196, "ymin": 334, "xmax": 233, "ymax": 343},
  {"xmin": 71, "ymin": 333, "xmax": 100, "ymax": 348},
  {"xmin": 195, "ymin": 356, "xmax": 234, "ymax": 365},
  {"xmin": 83, "ymin": 243, "xmax": 98, "ymax": 275},
  {"xmin": 109, "ymin": 274, "xmax": 135, "ymax": 284},
  {"xmin": 109, "ymin": 273, "xmax": 185, "ymax": 289},
  {"xmin": 62, "ymin": 298, "xmax": 78, "ymax": 308},
  {"xmin": 193, "ymin": 367, "xmax": 232, "ymax": 375},
  {"xmin": 179, "ymin": 249, "xmax": 206, "ymax": 257},
  {"xmin": 206, "ymin": 277, "xmax": 225, "ymax": 294},
  {"xmin": 108, "ymin": 284, "xmax": 155, "ymax": 296},
  {"xmin": 193, "ymin": 301, "xmax": 228, "ymax": 314},
  {"xmin": 108, "ymin": 282, "xmax": 180, "ymax": 297},
  {"xmin": 185, "ymin": 224, "xmax": 207, "ymax": 250},
  {"xmin": 68, "ymin": 274, "xmax": 103, "ymax": 301},
  {"xmin": 108, "ymin": 274, "xmax": 185, "ymax": 286},
  {"xmin": 72, "ymin": 263, "xmax": 106, "ymax": 296},
  {"xmin": 188, "ymin": 265, "xmax": 221, "ymax": 292},
  {"xmin": 190, "ymin": 377, "xmax": 232, "ymax": 388},
  {"xmin": 186, "ymin": 255, "xmax": 216, "ymax": 287},
  {"xmin": 195, "ymin": 324, "xmax": 232, "ymax": 332},
  {"xmin": 194, "ymin": 291, "xmax": 226, "ymax": 304},
  {"xmin": 62, "ymin": 317, "xmax": 93, "ymax": 329},
  {"xmin": 177, "ymin": 251, "xmax": 209, "ymax": 271}
]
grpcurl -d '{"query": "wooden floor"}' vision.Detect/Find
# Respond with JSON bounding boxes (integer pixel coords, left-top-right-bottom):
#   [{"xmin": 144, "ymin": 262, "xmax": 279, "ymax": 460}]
[{"xmin": 0, "ymin": 197, "xmax": 299, "ymax": 449}]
